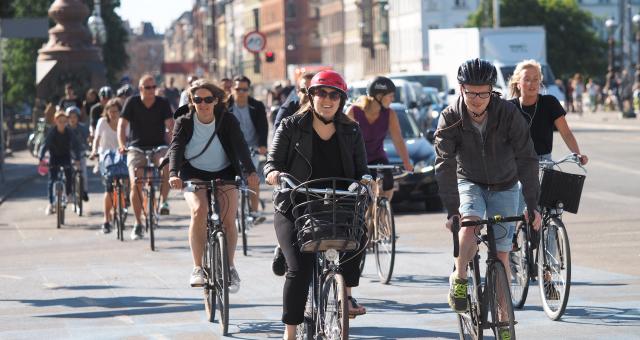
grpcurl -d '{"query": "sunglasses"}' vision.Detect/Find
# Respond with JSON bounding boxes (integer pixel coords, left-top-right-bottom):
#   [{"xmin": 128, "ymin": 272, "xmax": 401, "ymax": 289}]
[
  {"xmin": 143, "ymin": 85, "xmax": 157, "ymax": 90},
  {"xmin": 313, "ymin": 89, "xmax": 342, "ymax": 101},
  {"xmin": 234, "ymin": 88, "xmax": 249, "ymax": 93},
  {"xmin": 193, "ymin": 96, "xmax": 217, "ymax": 104},
  {"xmin": 463, "ymin": 87, "xmax": 491, "ymax": 99}
]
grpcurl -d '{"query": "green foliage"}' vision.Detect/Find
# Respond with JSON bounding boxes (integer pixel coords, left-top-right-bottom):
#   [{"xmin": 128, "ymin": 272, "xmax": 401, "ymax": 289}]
[
  {"xmin": 84, "ymin": 0, "xmax": 130, "ymax": 86},
  {"xmin": 466, "ymin": 0, "xmax": 607, "ymax": 81}
]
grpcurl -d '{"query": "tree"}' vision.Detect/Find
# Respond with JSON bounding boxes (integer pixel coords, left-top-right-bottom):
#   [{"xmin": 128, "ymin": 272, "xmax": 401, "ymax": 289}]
[
  {"xmin": 467, "ymin": 0, "xmax": 607, "ymax": 81},
  {"xmin": 1, "ymin": 0, "xmax": 128, "ymax": 107}
]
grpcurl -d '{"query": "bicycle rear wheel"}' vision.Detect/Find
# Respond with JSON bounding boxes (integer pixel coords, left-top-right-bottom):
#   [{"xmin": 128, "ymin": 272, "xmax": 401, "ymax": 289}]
[
  {"xmin": 510, "ymin": 222, "xmax": 530, "ymax": 308},
  {"xmin": 214, "ymin": 231, "xmax": 230, "ymax": 335},
  {"xmin": 320, "ymin": 272, "xmax": 348, "ymax": 339},
  {"xmin": 457, "ymin": 255, "xmax": 483, "ymax": 340},
  {"xmin": 117, "ymin": 184, "xmax": 126, "ymax": 241},
  {"xmin": 238, "ymin": 189, "xmax": 249, "ymax": 256},
  {"xmin": 56, "ymin": 183, "xmax": 63, "ymax": 228},
  {"xmin": 374, "ymin": 198, "xmax": 396, "ymax": 284},
  {"xmin": 488, "ymin": 261, "xmax": 516, "ymax": 340},
  {"xmin": 75, "ymin": 173, "xmax": 83, "ymax": 216},
  {"xmin": 203, "ymin": 233, "xmax": 216, "ymax": 322},
  {"xmin": 147, "ymin": 186, "xmax": 156, "ymax": 251},
  {"xmin": 537, "ymin": 218, "xmax": 571, "ymax": 320}
]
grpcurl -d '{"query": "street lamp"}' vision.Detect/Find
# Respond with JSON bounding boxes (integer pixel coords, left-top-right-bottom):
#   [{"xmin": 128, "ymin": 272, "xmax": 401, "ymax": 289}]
[
  {"xmin": 605, "ymin": 18, "xmax": 617, "ymax": 72},
  {"xmin": 87, "ymin": 0, "xmax": 107, "ymax": 45}
]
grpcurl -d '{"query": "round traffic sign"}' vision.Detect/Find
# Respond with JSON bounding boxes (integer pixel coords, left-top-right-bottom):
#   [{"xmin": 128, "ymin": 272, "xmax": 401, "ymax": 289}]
[{"xmin": 243, "ymin": 31, "xmax": 267, "ymax": 53}]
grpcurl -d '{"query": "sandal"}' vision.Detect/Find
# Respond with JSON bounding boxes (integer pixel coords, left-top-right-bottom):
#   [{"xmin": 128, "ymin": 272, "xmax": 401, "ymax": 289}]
[{"xmin": 347, "ymin": 296, "xmax": 367, "ymax": 318}]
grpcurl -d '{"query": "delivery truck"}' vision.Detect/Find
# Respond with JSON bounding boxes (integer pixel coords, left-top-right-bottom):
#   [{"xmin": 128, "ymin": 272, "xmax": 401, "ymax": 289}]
[{"xmin": 428, "ymin": 26, "xmax": 566, "ymax": 107}]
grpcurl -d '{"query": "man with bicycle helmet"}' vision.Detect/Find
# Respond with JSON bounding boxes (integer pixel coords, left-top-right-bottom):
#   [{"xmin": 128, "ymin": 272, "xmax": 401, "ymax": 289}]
[
  {"xmin": 434, "ymin": 58, "xmax": 541, "ymax": 322},
  {"xmin": 264, "ymin": 70, "xmax": 369, "ymax": 340},
  {"xmin": 346, "ymin": 76, "xmax": 413, "ymax": 200}
]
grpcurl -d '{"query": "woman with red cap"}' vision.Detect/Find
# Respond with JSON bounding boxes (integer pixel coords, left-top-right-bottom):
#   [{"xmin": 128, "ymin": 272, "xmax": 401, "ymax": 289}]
[{"xmin": 265, "ymin": 70, "xmax": 369, "ymax": 339}]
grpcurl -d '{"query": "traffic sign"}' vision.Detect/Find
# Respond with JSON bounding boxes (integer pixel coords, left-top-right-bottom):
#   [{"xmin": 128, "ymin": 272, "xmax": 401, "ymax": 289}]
[{"xmin": 243, "ymin": 31, "xmax": 266, "ymax": 53}]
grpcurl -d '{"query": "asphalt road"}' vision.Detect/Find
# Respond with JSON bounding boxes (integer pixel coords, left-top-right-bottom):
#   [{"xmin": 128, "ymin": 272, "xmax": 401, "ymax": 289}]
[{"xmin": 0, "ymin": 115, "xmax": 639, "ymax": 339}]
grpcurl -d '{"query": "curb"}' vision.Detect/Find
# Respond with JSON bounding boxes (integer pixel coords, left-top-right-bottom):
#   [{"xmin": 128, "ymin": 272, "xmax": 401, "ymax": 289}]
[{"xmin": 0, "ymin": 173, "xmax": 40, "ymax": 206}]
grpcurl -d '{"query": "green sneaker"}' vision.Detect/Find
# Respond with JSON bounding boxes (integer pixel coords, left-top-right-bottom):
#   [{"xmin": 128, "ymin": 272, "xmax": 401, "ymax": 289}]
[
  {"xmin": 498, "ymin": 327, "xmax": 512, "ymax": 340},
  {"xmin": 448, "ymin": 272, "xmax": 468, "ymax": 313}
]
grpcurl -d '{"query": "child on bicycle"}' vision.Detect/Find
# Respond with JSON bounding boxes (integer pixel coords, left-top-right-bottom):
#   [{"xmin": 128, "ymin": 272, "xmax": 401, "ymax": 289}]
[
  {"xmin": 90, "ymin": 99, "xmax": 128, "ymax": 234},
  {"xmin": 39, "ymin": 110, "xmax": 82, "ymax": 215},
  {"xmin": 433, "ymin": 59, "xmax": 542, "ymax": 328},
  {"xmin": 66, "ymin": 106, "xmax": 91, "ymax": 202}
]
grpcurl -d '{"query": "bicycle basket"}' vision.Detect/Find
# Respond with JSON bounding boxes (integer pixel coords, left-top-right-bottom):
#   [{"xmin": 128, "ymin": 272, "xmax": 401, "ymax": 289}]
[
  {"xmin": 290, "ymin": 178, "xmax": 368, "ymax": 253},
  {"xmin": 100, "ymin": 150, "xmax": 128, "ymax": 179},
  {"xmin": 539, "ymin": 168, "xmax": 585, "ymax": 214}
]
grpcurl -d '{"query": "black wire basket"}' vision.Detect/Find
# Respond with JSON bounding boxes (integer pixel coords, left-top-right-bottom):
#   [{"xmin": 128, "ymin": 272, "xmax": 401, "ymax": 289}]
[
  {"xmin": 539, "ymin": 168, "xmax": 586, "ymax": 214},
  {"xmin": 290, "ymin": 177, "xmax": 368, "ymax": 252}
]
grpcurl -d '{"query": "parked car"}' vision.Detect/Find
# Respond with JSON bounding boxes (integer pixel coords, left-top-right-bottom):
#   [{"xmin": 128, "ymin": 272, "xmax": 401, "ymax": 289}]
[
  {"xmin": 388, "ymin": 71, "xmax": 455, "ymax": 105},
  {"xmin": 415, "ymin": 86, "xmax": 446, "ymax": 134},
  {"xmin": 383, "ymin": 103, "xmax": 441, "ymax": 211}
]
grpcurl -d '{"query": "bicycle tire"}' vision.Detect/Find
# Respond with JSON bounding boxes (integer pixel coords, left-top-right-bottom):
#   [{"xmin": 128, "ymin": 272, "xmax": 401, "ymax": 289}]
[
  {"xmin": 75, "ymin": 173, "xmax": 83, "ymax": 217},
  {"xmin": 240, "ymin": 189, "xmax": 248, "ymax": 256},
  {"xmin": 296, "ymin": 316, "xmax": 314, "ymax": 340},
  {"xmin": 374, "ymin": 198, "xmax": 396, "ymax": 284},
  {"xmin": 116, "ymin": 184, "xmax": 125, "ymax": 241},
  {"xmin": 538, "ymin": 218, "xmax": 571, "ymax": 321},
  {"xmin": 56, "ymin": 183, "xmax": 63, "ymax": 229},
  {"xmin": 320, "ymin": 272, "xmax": 349, "ymax": 339},
  {"xmin": 457, "ymin": 255, "xmax": 483, "ymax": 340},
  {"xmin": 488, "ymin": 261, "xmax": 516, "ymax": 340},
  {"xmin": 148, "ymin": 186, "xmax": 156, "ymax": 251},
  {"xmin": 203, "ymin": 233, "xmax": 216, "ymax": 322},
  {"xmin": 214, "ymin": 231, "xmax": 230, "ymax": 335},
  {"xmin": 510, "ymin": 222, "xmax": 530, "ymax": 308}
]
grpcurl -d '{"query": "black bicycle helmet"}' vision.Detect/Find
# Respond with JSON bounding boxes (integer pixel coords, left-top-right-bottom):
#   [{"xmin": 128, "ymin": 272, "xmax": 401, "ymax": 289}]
[
  {"xmin": 117, "ymin": 84, "xmax": 133, "ymax": 97},
  {"xmin": 457, "ymin": 58, "xmax": 497, "ymax": 86},
  {"xmin": 367, "ymin": 76, "xmax": 396, "ymax": 98},
  {"xmin": 99, "ymin": 86, "xmax": 113, "ymax": 98}
]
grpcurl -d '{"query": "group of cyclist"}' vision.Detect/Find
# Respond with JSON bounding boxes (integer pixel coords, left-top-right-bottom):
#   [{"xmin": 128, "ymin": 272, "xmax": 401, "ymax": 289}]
[{"xmin": 37, "ymin": 56, "xmax": 588, "ymax": 339}]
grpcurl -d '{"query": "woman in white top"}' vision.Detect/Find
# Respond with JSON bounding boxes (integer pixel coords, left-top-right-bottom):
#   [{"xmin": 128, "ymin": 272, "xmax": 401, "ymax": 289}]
[
  {"xmin": 90, "ymin": 98, "xmax": 127, "ymax": 234},
  {"xmin": 167, "ymin": 80, "xmax": 258, "ymax": 292}
]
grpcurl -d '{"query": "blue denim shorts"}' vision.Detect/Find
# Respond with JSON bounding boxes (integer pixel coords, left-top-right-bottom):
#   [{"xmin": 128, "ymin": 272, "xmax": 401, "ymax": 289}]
[{"xmin": 458, "ymin": 178, "xmax": 519, "ymax": 252}]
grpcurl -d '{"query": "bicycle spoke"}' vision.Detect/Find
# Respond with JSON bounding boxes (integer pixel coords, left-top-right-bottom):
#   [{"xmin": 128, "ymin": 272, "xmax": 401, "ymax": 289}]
[{"xmin": 538, "ymin": 219, "xmax": 571, "ymax": 320}]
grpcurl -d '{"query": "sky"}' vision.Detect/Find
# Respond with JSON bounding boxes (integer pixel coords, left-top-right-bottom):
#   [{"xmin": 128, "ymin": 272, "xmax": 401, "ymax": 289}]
[{"xmin": 116, "ymin": 0, "xmax": 194, "ymax": 34}]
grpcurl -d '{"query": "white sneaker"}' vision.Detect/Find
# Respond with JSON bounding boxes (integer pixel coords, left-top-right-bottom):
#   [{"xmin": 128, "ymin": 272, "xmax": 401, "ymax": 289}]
[
  {"xmin": 190, "ymin": 266, "xmax": 206, "ymax": 287},
  {"xmin": 229, "ymin": 267, "xmax": 241, "ymax": 294},
  {"xmin": 45, "ymin": 204, "xmax": 54, "ymax": 215},
  {"xmin": 130, "ymin": 224, "xmax": 144, "ymax": 240}
]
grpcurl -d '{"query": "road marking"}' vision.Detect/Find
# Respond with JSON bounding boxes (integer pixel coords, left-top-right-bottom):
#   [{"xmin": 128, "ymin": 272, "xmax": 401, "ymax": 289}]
[
  {"xmin": 582, "ymin": 191, "xmax": 640, "ymax": 205},
  {"xmin": 589, "ymin": 159, "xmax": 640, "ymax": 176},
  {"xmin": 0, "ymin": 274, "xmax": 23, "ymax": 280},
  {"xmin": 12, "ymin": 223, "xmax": 26, "ymax": 241}
]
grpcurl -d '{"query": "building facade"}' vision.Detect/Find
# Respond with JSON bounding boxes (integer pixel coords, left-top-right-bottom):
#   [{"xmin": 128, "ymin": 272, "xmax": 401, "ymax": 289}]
[{"xmin": 125, "ymin": 22, "xmax": 164, "ymax": 85}]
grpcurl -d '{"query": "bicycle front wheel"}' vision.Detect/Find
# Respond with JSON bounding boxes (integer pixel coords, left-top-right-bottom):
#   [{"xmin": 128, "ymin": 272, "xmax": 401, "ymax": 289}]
[
  {"xmin": 75, "ymin": 173, "xmax": 83, "ymax": 216},
  {"xmin": 320, "ymin": 272, "xmax": 348, "ymax": 339},
  {"xmin": 116, "ymin": 184, "xmax": 126, "ymax": 241},
  {"xmin": 56, "ymin": 184, "xmax": 63, "ymax": 228},
  {"xmin": 238, "ymin": 190, "xmax": 249, "ymax": 256},
  {"xmin": 510, "ymin": 222, "xmax": 530, "ymax": 308},
  {"xmin": 537, "ymin": 218, "xmax": 571, "ymax": 320},
  {"xmin": 214, "ymin": 231, "xmax": 230, "ymax": 335},
  {"xmin": 374, "ymin": 198, "xmax": 396, "ymax": 284},
  {"xmin": 488, "ymin": 261, "xmax": 516, "ymax": 340},
  {"xmin": 147, "ymin": 187, "xmax": 156, "ymax": 251},
  {"xmin": 457, "ymin": 256, "xmax": 483, "ymax": 340},
  {"xmin": 203, "ymin": 233, "xmax": 216, "ymax": 322}
]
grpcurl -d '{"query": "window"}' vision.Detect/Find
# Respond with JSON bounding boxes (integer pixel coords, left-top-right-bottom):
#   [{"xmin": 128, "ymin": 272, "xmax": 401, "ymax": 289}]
[
  {"xmin": 454, "ymin": 0, "xmax": 467, "ymax": 8},
  {"xmin": 286, "ymin": 0, "xmax": 296, "ymax": 18}
]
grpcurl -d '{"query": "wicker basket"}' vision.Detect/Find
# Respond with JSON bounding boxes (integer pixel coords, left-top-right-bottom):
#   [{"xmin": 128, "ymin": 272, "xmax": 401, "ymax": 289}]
[{"xmin": 539, "ymin": 168, "xmax": 585, "ymax": 214}]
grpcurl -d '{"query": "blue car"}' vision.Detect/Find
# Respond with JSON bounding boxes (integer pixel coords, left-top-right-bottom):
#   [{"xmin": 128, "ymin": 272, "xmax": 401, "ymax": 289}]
[{"xmin": 383, "ymin": 103, "xmax": 441, "ymax": 211}]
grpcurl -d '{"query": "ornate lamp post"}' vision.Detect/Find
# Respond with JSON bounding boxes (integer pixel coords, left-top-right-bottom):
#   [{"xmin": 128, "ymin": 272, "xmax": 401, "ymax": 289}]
[
  {"xmin": 87, "ymin": 0, "xmax": 106, "ymax": 46},
  {"xmin": 605, "ymin": 18, "xmax": 618, "ymax": 72}
]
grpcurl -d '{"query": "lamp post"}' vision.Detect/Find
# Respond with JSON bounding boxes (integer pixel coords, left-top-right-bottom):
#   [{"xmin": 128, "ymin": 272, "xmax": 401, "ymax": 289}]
[
  {"xmin": 606, "ymin": 18, "xmax": 618, "ymax": 72},
  {"xmin": 87, "ymin": 0, "xmax": 106, "ymax": 46}
]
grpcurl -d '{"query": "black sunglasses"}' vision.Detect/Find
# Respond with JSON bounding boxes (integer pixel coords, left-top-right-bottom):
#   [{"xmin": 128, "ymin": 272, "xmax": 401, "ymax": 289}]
[
  {"xmin": 193, "ymin": 96, "xmax": 216, "ymax": 104},
  {"xmin": 313, "ymin": 88, "xmax": 342, "ymax": 101},
  {"xmin": 143, "ymin": 85, "xmax": 157, "ymax": 90},
  {"xmin": 462, "ymin": 87, "xmax": 491, "ymax": 99},
  {"xmin": 234, "ymin": 88, "xmax": 249, "ymax": 93}
]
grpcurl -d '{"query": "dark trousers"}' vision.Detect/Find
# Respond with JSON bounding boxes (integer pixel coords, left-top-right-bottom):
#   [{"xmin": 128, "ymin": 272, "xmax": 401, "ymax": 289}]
[
  {"xmin": 48, "ymin": 163, "xmax": 73, "ymax": 204},
  {"xmin": 274, "ymin": 211, "xmax": 366, "ymax": 325}
]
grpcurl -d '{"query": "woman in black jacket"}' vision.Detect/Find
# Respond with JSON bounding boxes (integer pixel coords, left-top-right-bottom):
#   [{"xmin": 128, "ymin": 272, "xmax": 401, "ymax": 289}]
[
  {"xmin": 167, "ymin": 79, "xmax": 258, "ymax": 293},
  {"xmin": 264, "ymin": 70, "xmax": 369, "ymax": 340}
]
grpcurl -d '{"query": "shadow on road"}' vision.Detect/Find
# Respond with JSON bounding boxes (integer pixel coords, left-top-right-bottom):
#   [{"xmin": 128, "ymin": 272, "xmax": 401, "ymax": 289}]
[
  {"xmin": 358, "ymin": 297, "xmax": 451, "ymax": 316},
  {"xmin": 350, "ymin": 326, "xmax": 458, "ymax": 339},
  {"xmin": 522, "ymin": 304, "xmax": 640, "ymax": 326},
  {"xmin": 49, "ymin": 285, "xmax": 124, "ymax": 290}
]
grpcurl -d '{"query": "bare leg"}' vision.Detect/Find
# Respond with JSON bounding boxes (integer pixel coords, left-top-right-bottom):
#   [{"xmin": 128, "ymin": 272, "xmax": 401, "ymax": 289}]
[
  {"xmin": 103, "ymin": 192, "xmax": 112, "ymax": 223},
  {"xmin": 129, "ymin": 168, "xmax": 144, "ymax": 225},
  {"xmin": 184, "ymin": 189, "xmax": 208, "ymax": 267},
  {"xmin": 454, "ymin": 218, "xmax": 481, "ymax": 279},
  {"xmin": 218, "ymin": 185, "xmax": 238, "ymax": 267}
]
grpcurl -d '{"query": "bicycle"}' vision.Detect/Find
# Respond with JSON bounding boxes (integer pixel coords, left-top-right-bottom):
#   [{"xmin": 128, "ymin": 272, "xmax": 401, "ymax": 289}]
[
  {"xmin": 52, "ymin": 165, "xmax": 71, "ymax": 229},
  {"xmin": 129, "ymin": 145, "xmax": 168, "ymax": 251},
  {"xmin": 452, "ymin": 214, "xmax": 524, "ymax": 340},
  {"xmin": 184, "ymin": 177, "xmax": 241, "ymax": 336},
  {"xmin": 71, "ymin": 168, "xmax": 84, "ymax": 217},
  {"xmin": 277, "ymin": 174, "xmax": 368, "ymax": 340},
  {"xmin": 235, "ymin": 177, "xmax": 256, "ymax": 256},
  {"xmin": 359, "ymin": 164, "xmax": 407, "ymax": 284},
  {"xmin": 110, "ymin": 176, "xmax": 129, "ymax": 241},
  {"xmin": 510, "ymin": 153, "xmax": 586, "ymax": 320}
]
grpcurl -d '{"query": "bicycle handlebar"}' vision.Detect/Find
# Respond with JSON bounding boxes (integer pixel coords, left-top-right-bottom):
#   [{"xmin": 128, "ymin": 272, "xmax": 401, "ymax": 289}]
[
  {"xmin": 183, "ymin": 177, "xmax": 242, "ymax": 192},
  {"xmin": 451, "ymin": 214, "xmax": 529, "ymax": 258},
  {"xmin": 276, "ymin": 173, "xmax": 367, "ymax": 197},
  {"xmin": 127, "ymin": 145, "xmax": 169, "ymax": 155},
  {"xmin": 539, "ymin": 153, "xmax": 587, "ymax": 173}
]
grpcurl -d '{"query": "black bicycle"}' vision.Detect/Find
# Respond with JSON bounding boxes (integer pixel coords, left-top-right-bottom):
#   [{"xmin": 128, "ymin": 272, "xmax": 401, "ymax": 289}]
[
  {"xmin": 71, "ymin": 168, "xmax": 84, "ymax": 217},
  {"xmin": 510, "ymin": 153, "xmax": 586, "ymax": 320},
  {"xmin": 111, "ymin": 176, "xmax": 129, "ymax": 241},
  {"xmin": 52, "ymin": 165, "xmax": 71, "ymax": 229},
  {"xmin": 278, "ymin": 174, "xmax": 368, "ymax": 340},
  {"xmin": 235, "ymin": 177, "xmax": 254, "ymax": 256},
  {"xmin": 452, "ymin": 215, "xmax": 524, "ymax": 340},
  {"xmin": 184, "ymin": 177, "xmax": 241, "ymax": 336}
]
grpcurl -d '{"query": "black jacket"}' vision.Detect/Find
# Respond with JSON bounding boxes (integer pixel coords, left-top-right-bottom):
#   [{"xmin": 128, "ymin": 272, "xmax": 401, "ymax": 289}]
[
  {"xmin": 227, "ymin": 96, "xmax": 269, "ymax": 148},
  {"xmin": 273, "ymin": 99, "xmax": 300, "ymax": 133},
  {"xmin": 168, "ymin": 108, "xmax": 256, "ymax": 178},
  {"xmin": 264, "ymin": 111, "xmax": 369, "ymax": 213},
  {"xmin": 434, "ymin": 95, "xmax": 539, "ymax": 216}
]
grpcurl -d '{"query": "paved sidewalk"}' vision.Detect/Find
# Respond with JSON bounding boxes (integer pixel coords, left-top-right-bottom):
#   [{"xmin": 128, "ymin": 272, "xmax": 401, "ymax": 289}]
[
  {"xmin": 565, "ymin": 110, "xmax": 640, "ymax": 131},
  {"xmin": 0, "ymin": 149, "xmax": 39, "ymax": 205}
]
